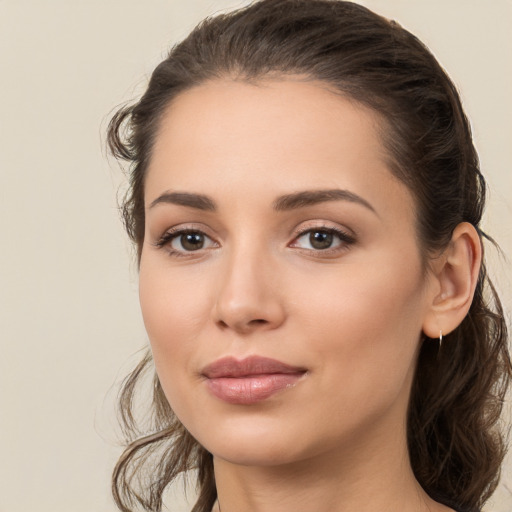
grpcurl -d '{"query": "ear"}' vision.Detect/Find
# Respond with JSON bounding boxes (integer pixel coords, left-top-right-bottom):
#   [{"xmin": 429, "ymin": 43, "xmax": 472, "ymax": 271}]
[{"xmin": 422, "ymin": 222, "xmax": 482, "ymax": 339}]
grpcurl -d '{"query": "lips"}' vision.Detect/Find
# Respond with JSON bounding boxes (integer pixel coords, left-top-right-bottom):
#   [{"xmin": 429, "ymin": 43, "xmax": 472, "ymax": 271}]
[{"xmin": 201, "ymin": 355, "xmax": 307, "ymax": 405}]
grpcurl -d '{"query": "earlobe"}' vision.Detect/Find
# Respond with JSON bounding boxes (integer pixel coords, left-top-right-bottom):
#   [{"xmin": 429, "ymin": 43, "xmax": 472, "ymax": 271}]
[{"xmin": 422, "ymin": 222, "xmax": 482, "ymax": 339}]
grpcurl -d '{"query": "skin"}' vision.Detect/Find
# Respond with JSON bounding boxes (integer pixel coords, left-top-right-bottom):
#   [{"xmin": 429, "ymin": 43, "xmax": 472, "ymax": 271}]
[{"xmin": 139, "ymin": 78, "xmax": 480, "ymax": 512}]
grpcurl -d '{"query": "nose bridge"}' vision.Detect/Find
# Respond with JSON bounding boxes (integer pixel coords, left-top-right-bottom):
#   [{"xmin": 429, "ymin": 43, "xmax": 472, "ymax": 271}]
[{"xmin": 213, "ymin": 233, "xmax": 284, "ymax": 332}]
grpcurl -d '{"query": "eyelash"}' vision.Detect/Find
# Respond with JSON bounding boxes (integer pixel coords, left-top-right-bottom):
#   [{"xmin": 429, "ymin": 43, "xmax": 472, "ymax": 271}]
[{"xmin": 154, "ymin": 225, "xmax": 356, "ymax": 258}]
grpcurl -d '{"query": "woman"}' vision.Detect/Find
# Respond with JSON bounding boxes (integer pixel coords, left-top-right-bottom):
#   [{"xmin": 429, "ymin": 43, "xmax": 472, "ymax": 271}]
[{"xmin": 107, "ymin": 1, "xmax": 511, "ymax": 511}]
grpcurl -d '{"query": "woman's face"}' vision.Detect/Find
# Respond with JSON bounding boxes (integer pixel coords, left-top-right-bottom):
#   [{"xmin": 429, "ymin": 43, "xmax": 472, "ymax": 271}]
[{"xmin": 140, "ymin": 78, "xmax": 436, "ymax": 466}]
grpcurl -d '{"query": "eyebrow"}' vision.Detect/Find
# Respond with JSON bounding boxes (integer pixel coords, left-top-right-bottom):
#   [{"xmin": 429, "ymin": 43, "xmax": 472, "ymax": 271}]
[
  {"xmin": 149, "ymin": 191, "xmax": 217, "ymax": 211},
  {"xmin": 148, "ymin": 188, "xmax": 377, "ymax": 215},
  {"xmin": 272, "ymin": 189, "xmax": 377, "ymax": 215}
]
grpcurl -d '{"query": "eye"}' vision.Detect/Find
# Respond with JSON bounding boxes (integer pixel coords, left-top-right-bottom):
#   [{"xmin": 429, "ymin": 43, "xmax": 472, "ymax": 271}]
[
  {"xmin": 291, "ymin": 227, "xmax": 355, "ymax": 252},
  {"xmin": 156, "ymin": 229, "xmax": 217, "ymax": 254}
]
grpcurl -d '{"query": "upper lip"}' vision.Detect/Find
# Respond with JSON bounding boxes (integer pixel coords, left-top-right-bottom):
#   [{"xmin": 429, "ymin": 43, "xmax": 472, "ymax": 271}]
[{"xmin": 201, "ymin": 355, "xmax": 307, "ymax": 378}]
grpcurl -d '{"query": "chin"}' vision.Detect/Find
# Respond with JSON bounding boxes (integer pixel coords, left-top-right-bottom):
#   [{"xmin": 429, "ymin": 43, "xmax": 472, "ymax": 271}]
[
  {"xmin": 188, "ymin": 411, "xmax": 344, "ymax": 469},
  {"xmin": 210, "ymin": 438, "xmax": 305, "ymax": 467}
]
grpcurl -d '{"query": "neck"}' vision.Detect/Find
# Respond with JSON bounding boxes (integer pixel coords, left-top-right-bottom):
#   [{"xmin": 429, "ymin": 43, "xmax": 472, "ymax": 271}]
[{"xmin": 212, "ymin": 417, "xmax": 451, "ymax": 512}]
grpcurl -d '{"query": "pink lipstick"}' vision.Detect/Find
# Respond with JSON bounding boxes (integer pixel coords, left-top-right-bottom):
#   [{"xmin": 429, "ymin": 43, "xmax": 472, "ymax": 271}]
[{"xmin": 201, "ymin": 356, "xmax": 307, "ymax": 405}]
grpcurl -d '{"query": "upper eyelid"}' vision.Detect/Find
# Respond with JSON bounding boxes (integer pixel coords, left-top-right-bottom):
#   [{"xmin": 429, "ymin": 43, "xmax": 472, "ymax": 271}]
[
  {"xmin": 157, "ymin": 222, "xmax": 352, "ymax": 236},
  {"xmin": 291, "ymin": 227, "xmax": 356, "ymax": 246},
  {"xmin": 156, "ymin": 223, "xmax": 216, "ymax": 238},
  {"xmin": 291, "ymin": 220, "xmax": 357, "ymax": 238}
]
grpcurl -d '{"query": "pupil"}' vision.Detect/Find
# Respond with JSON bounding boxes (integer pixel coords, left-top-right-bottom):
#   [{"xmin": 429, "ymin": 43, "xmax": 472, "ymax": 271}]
[
  {"xmin": 310, "ymin": 231, "xmax": 333, "ymax": 250},
  {"xmin": 181, "ymin": 233, "xmax": 204, "ymax": 251}
]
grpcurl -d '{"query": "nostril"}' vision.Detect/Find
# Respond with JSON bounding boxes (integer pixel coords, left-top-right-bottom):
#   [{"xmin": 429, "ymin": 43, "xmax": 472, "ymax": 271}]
[
  {"xmin": 215, "ymin": 318, "xmax": 267, "ymax": 332},
  {"xmin": 217, "ymin": 320, "xmax": 229, "ymax": 329},
  {"xmin": 250, "ymin": 319, "xmax": 268, "ymax": 325}
]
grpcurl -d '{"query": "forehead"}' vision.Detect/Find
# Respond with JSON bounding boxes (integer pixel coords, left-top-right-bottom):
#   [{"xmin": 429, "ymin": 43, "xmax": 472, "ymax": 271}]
[
  {"xmin": 145, "ymin": 78, "xmax": 415, "ymax": 221},
  {"xmin": 151, "ymin": 77, "xmax": 384, "ymax": 173}
]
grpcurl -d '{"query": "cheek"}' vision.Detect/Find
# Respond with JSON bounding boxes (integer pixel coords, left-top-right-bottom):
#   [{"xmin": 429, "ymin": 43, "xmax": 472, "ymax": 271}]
[
  {"xmin": 138, "ymin": 265, "xmax": 214, "ymax": 428},
  {"xmin": 138, "ymin": 257, "xmax": 213, "ymax": 384},
  {"xmin": 139, "ymin": 246, "xmax": 213, "ymax": 327},
  {"xmin": 290, "ymin": 249, "xmax": 426, "ymax": 399},
  {"xmin": 294, "ymin": 252, "xmax": 424, "ymax": 334}
]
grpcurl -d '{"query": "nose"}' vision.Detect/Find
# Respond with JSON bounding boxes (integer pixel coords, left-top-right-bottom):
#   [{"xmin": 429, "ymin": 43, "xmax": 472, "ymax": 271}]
[{"xmin": 212, "ymin": 247, "xmax": 286, "ymax": 334}]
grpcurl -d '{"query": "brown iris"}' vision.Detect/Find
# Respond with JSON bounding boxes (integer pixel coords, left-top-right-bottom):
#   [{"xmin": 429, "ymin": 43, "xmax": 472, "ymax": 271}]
[
  {"xmin": 180, "ymin": 232, "xmax": 205, "ymax": 251},
  {"xmin": 309, "ymin": 231, "xmax": 333, "ymax": 250}
]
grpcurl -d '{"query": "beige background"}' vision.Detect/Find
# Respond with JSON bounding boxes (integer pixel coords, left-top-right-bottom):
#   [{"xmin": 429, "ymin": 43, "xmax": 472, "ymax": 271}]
[{"xmin": 0, "ymin": 1, "xmax": 510, "ymax": 511}]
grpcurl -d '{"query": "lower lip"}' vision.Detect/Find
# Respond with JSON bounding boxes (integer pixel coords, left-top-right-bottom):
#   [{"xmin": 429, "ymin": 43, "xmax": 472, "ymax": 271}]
[{"xmin": 206, "ymin": 373, "xmax": 304, "ymax": 405}]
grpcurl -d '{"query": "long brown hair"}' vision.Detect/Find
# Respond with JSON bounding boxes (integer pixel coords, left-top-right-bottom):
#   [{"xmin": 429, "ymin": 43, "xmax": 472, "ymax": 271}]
[{"xmin": 107, "ymin": 1, "xmax": 511, "ymax": 511}]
